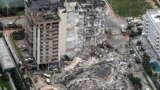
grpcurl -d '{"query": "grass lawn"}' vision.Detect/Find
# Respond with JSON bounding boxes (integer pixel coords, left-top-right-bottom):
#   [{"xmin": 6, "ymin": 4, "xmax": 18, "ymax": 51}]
[
  {"xmin": 0, "ymin": 76, "xmax": 11, "ymax": 90},
  {"xmin": 16, "ymin": 10, "xmax": 24, "ymax": 16},
  {"xmin": 108, "ymin": 0, "xmax": 152, "ymax": 17}
]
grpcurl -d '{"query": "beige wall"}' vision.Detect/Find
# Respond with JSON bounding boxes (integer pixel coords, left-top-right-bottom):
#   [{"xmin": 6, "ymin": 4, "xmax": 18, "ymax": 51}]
[
  {"xmin": 58, "ymin": 8, "xmax": 67, "ymax": 60},
  {"xmin": 64, "ymin": 1, "xmax": 77, "ymax": 12}
]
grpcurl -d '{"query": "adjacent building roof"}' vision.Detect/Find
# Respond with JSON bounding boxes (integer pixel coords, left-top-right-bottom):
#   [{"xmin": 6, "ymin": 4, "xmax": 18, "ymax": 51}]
[
  {"xmin": 0, "ymin": 38, "xmax": 15, "ymax": 70},
  {"xmin": 147, "ymin": 9, "xmax": 160, "ymax": 31}
]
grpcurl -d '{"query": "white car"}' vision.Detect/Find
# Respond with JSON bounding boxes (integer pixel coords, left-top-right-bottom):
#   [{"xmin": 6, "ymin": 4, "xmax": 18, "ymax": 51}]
[{"xmin": 43, "ymin": 73, "xmax": 51, "ymax": 78}]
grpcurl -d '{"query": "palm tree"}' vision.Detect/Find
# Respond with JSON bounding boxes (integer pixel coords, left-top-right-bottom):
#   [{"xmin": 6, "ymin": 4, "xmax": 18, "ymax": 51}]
[{"xmin": 1, "ymin": 7, "xmax": 7, "ymax": 16}]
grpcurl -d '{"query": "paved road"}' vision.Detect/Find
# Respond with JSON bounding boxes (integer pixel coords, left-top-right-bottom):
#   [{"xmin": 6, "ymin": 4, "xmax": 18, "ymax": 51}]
[
  {"xmin": 0, "ymin": 16, "xmax": 25, "ymax": 26},
  {"xmin": 130, "ymin": 40, "xmax": 143, "ymax": 61},
  {"xmin": 5, "ymin": 36, "xmax": 37, "ymax": 90}
]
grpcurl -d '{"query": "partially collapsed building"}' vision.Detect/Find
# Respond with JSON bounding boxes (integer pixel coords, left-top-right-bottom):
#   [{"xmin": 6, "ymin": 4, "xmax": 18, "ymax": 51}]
[
  {"xmin": 25, "ymin": 0, "xmax": 131, "ymax": 90},
  {"xmin": 24, "ymin": 0, "xmax": 106, "ymax": 67}
]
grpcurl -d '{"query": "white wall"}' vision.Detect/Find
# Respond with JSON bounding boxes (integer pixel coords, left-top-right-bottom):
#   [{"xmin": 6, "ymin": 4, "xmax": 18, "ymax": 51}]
[{"xmin": 58, "ymin": 8, "xmax": 67, "ymax": 60}]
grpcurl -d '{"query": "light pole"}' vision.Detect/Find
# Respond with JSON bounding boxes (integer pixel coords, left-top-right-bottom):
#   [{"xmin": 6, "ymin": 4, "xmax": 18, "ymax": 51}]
[{"xmin": 129, "ymin": 4, "xmax": 132, "ymax": 17}]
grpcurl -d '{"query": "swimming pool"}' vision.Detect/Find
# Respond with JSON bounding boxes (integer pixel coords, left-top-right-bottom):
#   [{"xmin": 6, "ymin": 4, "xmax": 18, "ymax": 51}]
[{"xmin": 150, "ymin": 61, "xmax": 160, "ymax": 73}]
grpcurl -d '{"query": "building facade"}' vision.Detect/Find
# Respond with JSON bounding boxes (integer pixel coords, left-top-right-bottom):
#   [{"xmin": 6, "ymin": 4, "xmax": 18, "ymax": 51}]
[
  {"xmin": 144, "ymin": 9, "xmax": 160, "ymax": 57},
  {"xmin": 24, "ymin": 0, "xmax": 67, "ymax": 67}
]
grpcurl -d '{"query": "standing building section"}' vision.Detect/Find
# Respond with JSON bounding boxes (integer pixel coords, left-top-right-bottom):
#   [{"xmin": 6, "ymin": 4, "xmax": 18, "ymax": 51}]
[
  {"xmin": 144, "ymin": 9, "xmax": 160, "ymax": 57},
  {"xmin": 24, "ymin": 0, "xmax": 66, "ymax": 66}
]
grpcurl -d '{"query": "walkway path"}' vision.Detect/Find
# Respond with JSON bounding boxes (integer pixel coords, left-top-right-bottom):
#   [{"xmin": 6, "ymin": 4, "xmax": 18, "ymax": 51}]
[
  {"xmin": 103, "ymin": 0, "xmax": 127, "ymax": 26},
  {"xmin": 7, "ymin": 73, "xmax": 17, "ymax": 90},
  {"xmin": 0, "ymin": 16, "xmax": 24, "ymax": 20},
  {"xmin": 146, "ymin": 0, "xmax": 158, "ymax": 8},
  {"xmin": 130, "ymin": 40, "xmax": 157, "ymax": 90},
  {"xmin": 144, "ymin": 73, "xmax": 157, "ymax": 90}
]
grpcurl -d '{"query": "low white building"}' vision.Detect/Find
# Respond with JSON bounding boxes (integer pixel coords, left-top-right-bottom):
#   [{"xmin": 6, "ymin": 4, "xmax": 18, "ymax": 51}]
[
  {"xmin": 144, "ymin": 9, "xmax": 160, "ymax": 57},
  {"xmin": 0, "ymin": 38, "xmax": 15, "ymax": 71}
]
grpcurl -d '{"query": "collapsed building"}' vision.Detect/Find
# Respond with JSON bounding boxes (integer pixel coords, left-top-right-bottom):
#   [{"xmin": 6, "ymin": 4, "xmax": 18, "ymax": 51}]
[
  {"xmin": 51, "ymin": 0, "xmax": 130, "ymax": 90},
  {"xmin": 65, "ymin": 0, "xmax": 107, "ymax": 58},
  {"xmin": 26, "ymin": 0, "xmax": 131, "ymax": 90}
]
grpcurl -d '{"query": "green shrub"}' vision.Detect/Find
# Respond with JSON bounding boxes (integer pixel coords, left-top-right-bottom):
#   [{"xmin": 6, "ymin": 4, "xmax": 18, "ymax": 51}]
[
  {"xmin": 129, "ymin": 74, "xmax": 142, "ymax": 89},
  {"xmin": 2, "ymin": 72, "xmax": 9, "ymax": 81},
  {"xmin": 12, "ymin": 30, "xmax": 25, "ymax": 40},
  {"xmin": 0, "ymin": 32, "xmax": 3, "ymax": 38}
]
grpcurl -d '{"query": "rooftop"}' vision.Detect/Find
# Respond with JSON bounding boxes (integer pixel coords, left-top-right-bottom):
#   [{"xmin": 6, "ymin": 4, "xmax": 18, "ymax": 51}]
[
  {"xmin": 147, "ymin": 8, "xmax": 160, "ymax": 30},
  {"xmin": 0, "ymin": 38, "xmax": 15, "ymax": 70},
  {"xmin": 25, "ymin": 0, "xmax": 64, "ymax": 22}
]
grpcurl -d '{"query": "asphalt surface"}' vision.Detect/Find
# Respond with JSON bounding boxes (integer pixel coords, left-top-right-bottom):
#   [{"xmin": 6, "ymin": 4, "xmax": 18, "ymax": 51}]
[{"xmin": 0, "ymin": 16, "xmax": 25, "ymax": 26}]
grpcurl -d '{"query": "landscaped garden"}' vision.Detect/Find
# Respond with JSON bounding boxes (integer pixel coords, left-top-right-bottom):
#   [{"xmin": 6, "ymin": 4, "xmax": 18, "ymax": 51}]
[{"xmin": 108, "ymin": 0, "xmax": 151, "ymax": 17}]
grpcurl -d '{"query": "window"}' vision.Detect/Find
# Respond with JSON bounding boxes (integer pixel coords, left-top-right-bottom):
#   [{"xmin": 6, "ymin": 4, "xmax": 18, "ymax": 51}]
[
  {"xmin": 41, "ymin": 35, "xmax": 44, "ymax": 37},
  {"xmin": 46, "ymin": 49, "xmax": 48, "ymax": 51},
  {"xmin": 40, "ymin": 49, "xmax": 43, "ymax": 51},
  {"xmin": 52, "ymin": 59, "xmax": 56, "ymax": 61},
  {"xmin": 53, "ymin": 51, "xmax": 58, "ymax": 53},
  {"xmin": 46, "ymin": 27, "xmax": 49, "ymax": 29},
  {"xmin": 52, "ymin": 33, "xmax": 58, "ymax": 36},
  {"xmin": 46, "ymin": 56, "xmax": 49, "ymax": 58},
  {"xmin": 53, "ymin": 40, "xmax": 58, "ymax": 43},
  {"xmin": 53, "ymin": 44, "xmax": 58, "ymax": 46},
  {"xmin": 52, "ymin": 59, "xmax": 57, "ymax": 61},
  {"xmin": 40, "ymin": 28, "xmax": 43, "ymax": 30},
  {"xmin": 53, "ymin": 47, "xmax": 57, "ymax": 49},
  {"xmin": 52, "ymin": 22, "xmax": 58, "ymax": 25},
  {"xmin": 53, "ymin": 55, "xmax": 58, "ymax": 57},
  {"xmin": 46, "ymin": 23, "xmax": 51, "ymax": 25},
  {"xmin": 40, "ymin": 24, "xmax": 43, "ymax": 26},
  {"xmin": 46, "ymin": 34, "xmax": 49, "ymax": 36}
]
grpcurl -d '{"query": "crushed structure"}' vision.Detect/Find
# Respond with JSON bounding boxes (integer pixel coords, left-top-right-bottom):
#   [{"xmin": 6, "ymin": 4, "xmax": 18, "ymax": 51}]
[
  {"xmin": 28, "ymin": 0, "xmax": 132, "ymax": 90},
  {"xmin": 46, "ymin": 0, "xmax": 130, "ymax": 90}
]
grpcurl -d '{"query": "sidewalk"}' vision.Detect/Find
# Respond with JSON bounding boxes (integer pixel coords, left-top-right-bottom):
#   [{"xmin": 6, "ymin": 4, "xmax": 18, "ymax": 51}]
[
  {"xmin": 144, "ymin": 73, "xmax": 157, "ymax": 90},
  {"xmin": 7, "ymin": 73, "xmax": 17, "ymax": 90},
  {"xmin": 130, "ymin": 39, "xmax": 157, "ymax": 90},
  {"xmin": 146, "ymin": 0, "xmax": 158, "ymax": 8}
]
